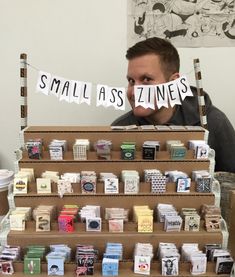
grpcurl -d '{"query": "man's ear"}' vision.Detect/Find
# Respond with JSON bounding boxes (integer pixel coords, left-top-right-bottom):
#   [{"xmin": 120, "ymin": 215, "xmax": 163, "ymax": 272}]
[{"xmin": 169, "ymin": 72, "xmax": 180, "ymax": 81}]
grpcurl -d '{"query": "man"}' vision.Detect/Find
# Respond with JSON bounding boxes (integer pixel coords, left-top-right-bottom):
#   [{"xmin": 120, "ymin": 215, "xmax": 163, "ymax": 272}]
[{"xmin": 111, "ymin": 37, "xmax": 235, "ymax": 173}]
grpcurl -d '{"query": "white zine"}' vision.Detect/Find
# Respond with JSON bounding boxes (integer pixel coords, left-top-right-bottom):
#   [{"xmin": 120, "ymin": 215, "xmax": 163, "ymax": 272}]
[{"xmin": 104, "ymin": 178, "xmax": 119, "ymax": 194}]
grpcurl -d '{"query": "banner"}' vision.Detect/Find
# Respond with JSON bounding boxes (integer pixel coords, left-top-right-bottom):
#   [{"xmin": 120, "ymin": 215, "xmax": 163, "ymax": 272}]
[{"xmin": 36, "ymin": 71, "xmax": 193, "ymax": 111}]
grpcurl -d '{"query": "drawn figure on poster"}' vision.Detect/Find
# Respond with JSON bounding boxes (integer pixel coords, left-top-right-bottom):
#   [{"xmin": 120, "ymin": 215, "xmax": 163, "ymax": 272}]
[
  {"xmin": 171, "ymin": 0, "xmax": 198, "ymax": 22},
  {"xmin": 128, "ymin": 0, "xmax": 235, "ymax": 46},
  {"xmin": 150, "ymin": 3, "xmax": 186, "ymax": 38},
  {"xmin": 132, "ymin": 0, "xmax": 150, "ymax": 38}
]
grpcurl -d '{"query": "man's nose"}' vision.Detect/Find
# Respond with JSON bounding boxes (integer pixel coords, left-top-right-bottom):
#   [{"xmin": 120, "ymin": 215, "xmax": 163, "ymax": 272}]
[
  {"xmin": 135, "ymin": 80, "xmax": 143, "ymax": 86},
  {"xmin": 127, "ymin": 87, "xmax": 135, "ymax": 99}
]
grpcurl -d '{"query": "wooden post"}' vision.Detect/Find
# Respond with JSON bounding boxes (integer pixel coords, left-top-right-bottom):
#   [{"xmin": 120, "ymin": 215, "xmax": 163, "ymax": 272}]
[
  {"xmin": 20, "ymin": 53, "xmax": 27, "ymax": 130},
  {"xmin": 193, "ymin": 58, "xmax": 208, "ymax": 129}
]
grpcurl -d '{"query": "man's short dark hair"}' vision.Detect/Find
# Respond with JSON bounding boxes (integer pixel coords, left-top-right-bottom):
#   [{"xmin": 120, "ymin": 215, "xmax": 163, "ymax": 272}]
[{"xmin": 126, "ymin": 37, "xmax": 180, "ymax": 79}]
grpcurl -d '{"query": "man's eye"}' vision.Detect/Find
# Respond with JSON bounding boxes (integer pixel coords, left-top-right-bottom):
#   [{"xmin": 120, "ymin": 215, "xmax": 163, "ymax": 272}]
[
  {"xmin": 143, "ymin": 77, "xmax": 152, "ymax": 83},
  {"xmin": 127, "ymin": 78, "xmax": 135, "ymax": 86}
]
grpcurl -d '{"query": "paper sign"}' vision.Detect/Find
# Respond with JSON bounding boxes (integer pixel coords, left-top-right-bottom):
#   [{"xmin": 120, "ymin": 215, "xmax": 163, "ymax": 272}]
[
  {"xmin": 36, "ymin": 71, "xmax": 51, "ymax": 95},
  {"xmin": 97, "ymin": 84, "xmax": 109, "ymax": 107},
  {"xmin": 108, "ymin": 87, "xmax": 126, "ymax": 110},
  {"xmin": 50, "ymin": 76, "xmax": 64, "ymax": 98},
  {"xmin": 134, "ymin": 86, "xmax": 145, "ymax": 108},
  {"xmin": 177, "ymin": 75, "xmax": 193, "ymax": 101},
  {"xmin": 59, "ymin": 80, "xmax": 71, "ymax": 102},
  {"xmin": 36, "ymin": 70, "xmax": 192, "ymax": 111},
  {"xmin": 69, "ymin": 80, "xmax": 81, "ymax": 104},
  {"xmin": 144, "ymin": 85, "xmax": 155, "ymax": 109},
  {"xmin": 80, "ymin": 82, "xmax": 92, "ymax": 105},
  {"xmin": 155, "ymin": 84, "xmax": 169, "ymax": 108},
  {"xmin": 166, "ymin": 80, "xmax": 181, "ymax": 107}
]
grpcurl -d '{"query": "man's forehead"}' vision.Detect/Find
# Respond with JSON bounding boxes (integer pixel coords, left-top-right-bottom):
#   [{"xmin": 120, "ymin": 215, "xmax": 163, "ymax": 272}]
[{"xmin": 127, "ymin": 55, "xmax": 162, "ymax": 73}]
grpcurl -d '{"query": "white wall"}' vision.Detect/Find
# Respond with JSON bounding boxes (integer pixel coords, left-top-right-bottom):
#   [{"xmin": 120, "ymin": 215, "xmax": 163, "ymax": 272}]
[{"xmin": 0, "ymin": 0, "xmax": 234, "ymax": 170}]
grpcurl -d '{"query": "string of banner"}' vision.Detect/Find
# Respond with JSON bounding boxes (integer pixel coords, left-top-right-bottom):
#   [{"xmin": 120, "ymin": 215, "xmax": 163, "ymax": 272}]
[{"xmin": 20, "ymin": 53, "xmax": 207, "ymax": 130}]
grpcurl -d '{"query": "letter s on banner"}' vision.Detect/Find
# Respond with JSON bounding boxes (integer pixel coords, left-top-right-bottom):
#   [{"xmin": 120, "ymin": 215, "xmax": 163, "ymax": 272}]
[
  {"xmin": 177, "ymin": 75, "xmax": 193, "ymax": 101},
  {"xmin": 108, "ymin": 87, "xmax": 126, "ymax": 111},
  {"xmin": 36, "ymin": 71, "xmax": 51, "ymax": 95}
]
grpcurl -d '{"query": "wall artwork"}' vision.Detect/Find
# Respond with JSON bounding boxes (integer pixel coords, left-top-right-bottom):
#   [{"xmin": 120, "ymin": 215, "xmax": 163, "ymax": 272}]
[{"xmin": 127, "ymin": 0, "xmax": 235, "ymax": 47}]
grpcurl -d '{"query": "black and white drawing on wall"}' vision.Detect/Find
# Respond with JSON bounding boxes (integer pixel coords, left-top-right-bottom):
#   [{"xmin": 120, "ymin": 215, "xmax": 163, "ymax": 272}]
[{"xmin": 127, "ymin": 0, "xmax": 235, "ymax": 47}]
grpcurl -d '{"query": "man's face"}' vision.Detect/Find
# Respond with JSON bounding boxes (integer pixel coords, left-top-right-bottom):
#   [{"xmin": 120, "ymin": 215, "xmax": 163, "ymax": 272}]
[{"xmin": 126, "ymin": 53, "xmax": 168, "ymax": 118}]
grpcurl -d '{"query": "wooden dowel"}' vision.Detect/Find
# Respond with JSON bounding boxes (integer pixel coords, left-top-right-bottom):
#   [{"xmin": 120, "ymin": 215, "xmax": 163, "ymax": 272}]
[
  {"xmin": 20, "ymin": 53, "xmax": 27, "ymax": 130},
  {"xmin": 193, "ymin": 58, "xmax": 208, "ymax": 129}
]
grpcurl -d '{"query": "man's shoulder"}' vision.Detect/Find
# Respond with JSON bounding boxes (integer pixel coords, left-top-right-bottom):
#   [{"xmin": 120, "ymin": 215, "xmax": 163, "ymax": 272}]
[{"xmin": 207, "ymin": 104, "xmax": 232, "ymax": 129}]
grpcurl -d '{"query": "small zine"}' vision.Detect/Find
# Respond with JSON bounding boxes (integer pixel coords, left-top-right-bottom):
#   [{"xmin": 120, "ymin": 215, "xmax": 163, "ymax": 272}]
[{"xmin": 36, "ymin": 178, "xmax": 51, "ymax": 194}]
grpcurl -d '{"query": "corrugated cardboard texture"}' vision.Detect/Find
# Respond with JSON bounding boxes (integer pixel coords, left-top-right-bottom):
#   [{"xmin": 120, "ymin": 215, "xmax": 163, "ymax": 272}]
[
  {"xmin": 0, "ymin": 188, "xmax": 9, "ymax": 215},
  {"xmin": 229, "ymin": 191, "xmax": 235, "ymax": 256},
  {"xmin": 14, "ymin": 193, "xmax": 214, "ymax": 213}
]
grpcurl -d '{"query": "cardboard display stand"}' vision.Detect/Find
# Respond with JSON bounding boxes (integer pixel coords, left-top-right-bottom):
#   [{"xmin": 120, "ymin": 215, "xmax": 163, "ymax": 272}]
[
  {"xmin": 8, "ymin": 126, "xmax": 225, "ymax": 276},
  {"xmin": 0, "ymin": 187, "xmax": 9, "ymax": 216},
  {"xmin": 0, "ymin": 170, "xmax": 14, "ymax": 216},
  {"xmin": 229, "ymin": 190, "xmax": 235, "ymax": 257}
]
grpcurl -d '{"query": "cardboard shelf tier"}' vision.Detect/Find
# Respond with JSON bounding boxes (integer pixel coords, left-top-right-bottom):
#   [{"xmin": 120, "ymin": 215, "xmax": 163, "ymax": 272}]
[
  {"xmin": 22, "ymin": 150, "xmax": 197, "ymax": 159},
  {"xmin": 12, "ymin": 261, "xmax": 225, "ymax": 277},
  {"xmin": 23, "ymin": 126, "xmax": 207, "ymax": 151},
  {"xmin": 8, "ymin": 226, "xmax": 222, "ymax": 259},
  {"xmin": 14, "ymin": 181, "xmax": 210, "ymax": 194},
  {"xmin": 13, "ymin": 193, "xmax": 215, "ymax": 211},
  {"xmin": 18, "ymin": 160, "xmax": 210, "ymax": 178},
  {"xmin": 229, "ymin": 191, "xmax": 235, "ymax": 256}
]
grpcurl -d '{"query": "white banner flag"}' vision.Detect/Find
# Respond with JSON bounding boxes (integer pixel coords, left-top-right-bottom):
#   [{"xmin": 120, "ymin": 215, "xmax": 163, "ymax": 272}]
[
  {"xmin": 96, "ymin": 84, "xmax": 109, "ymax": 107},
  {"xmin": 108, "ymin": 87, "xmax": 126, "ymax": 111},
  {"xmin": 80, "ymin": 82, "xmax": 92, "ymax": 105},
  {"xmin": 166, "ymin": 80, "xmax": 181, "ymax": 107},
  {"xmin": 50, "ymin": 76, "xmax": 64, "ymax": 98},
  {"xmin": 177, "ymin": 75, "xmax": 193, "ymax": 101},
  {"xmin": 144, "ymin": 85, "xmax": 155, "ymax": 109},
  {"xmin": 69, "ymin": 81, "xmax": 81, "ymax": 104},
  {"xmin": 36, "ymin": 71, "xmax": 51, "ymax": 95},
  {"xmin": 155, "ymin": 84, "xmax": 169, "ymax": 109},
  {"xmin": 134, "ymin": 86, "xmax": 145, "ymax": 108},
  {"xmin": 59, "ymin": 80, "xmax": 71, "ymax": 103}
]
